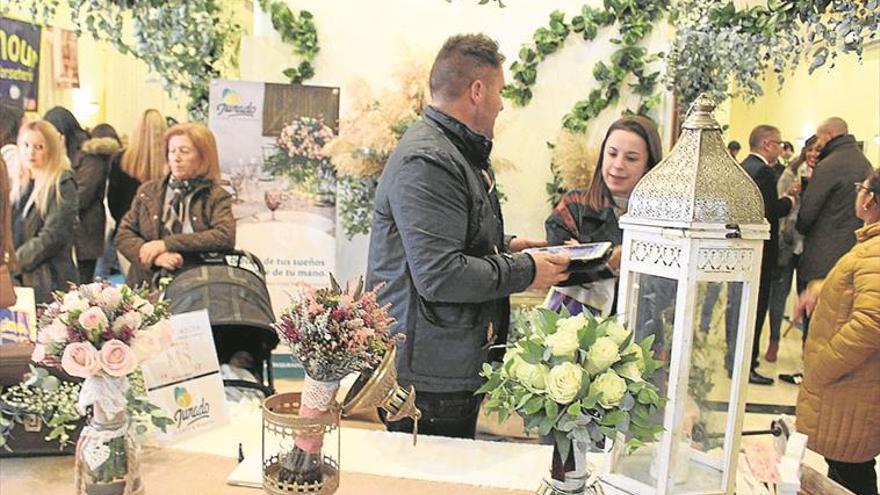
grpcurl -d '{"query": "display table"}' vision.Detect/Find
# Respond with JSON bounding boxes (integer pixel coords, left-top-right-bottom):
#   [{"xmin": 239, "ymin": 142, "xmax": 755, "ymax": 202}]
[{"xmin": 0, "ymin": 449, "xmax": 531, "ymax": 494}]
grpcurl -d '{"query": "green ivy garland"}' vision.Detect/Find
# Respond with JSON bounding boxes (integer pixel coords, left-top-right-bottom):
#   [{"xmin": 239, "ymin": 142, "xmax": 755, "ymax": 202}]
[
  {"xmin": 504, "ymin": 2, "xmax": 668, "ymax": 133},
  {"xmin": 257, "ymin": 0, "xmax": 319, "ymax": 84},
  {"xmin": 4, "ymin": 0, "xmax": 242, "ymax": 122}
]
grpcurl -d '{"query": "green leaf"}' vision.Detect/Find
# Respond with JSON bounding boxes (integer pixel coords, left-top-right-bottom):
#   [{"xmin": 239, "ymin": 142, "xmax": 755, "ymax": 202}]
[
  {"xmin": 600, "ymin": 410, "xmax": 624, "ymax": 427},
  {"xmin": 545, "ymin": 399, "xmax": 559, "ymax": 419},
  {"xmin": 567, "ymin": 401, "xmax": 582, "ymax": 417},
  {"xmin": 538, "ymin": 415, "xmax": 555, "ymax": 436},
  {"xmin": 554, "ymin": 429, "xmax": 571, "ymax": 464},
  {"xmin": 523, "ymin": 395, "xmax": 544, "ymax": 415}
]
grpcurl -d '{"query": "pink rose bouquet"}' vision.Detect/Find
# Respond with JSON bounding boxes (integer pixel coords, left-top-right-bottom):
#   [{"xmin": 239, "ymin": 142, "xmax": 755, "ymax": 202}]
[{"xmin": 31, "ymin": 281, "xmax": 171, "ymax": 377}]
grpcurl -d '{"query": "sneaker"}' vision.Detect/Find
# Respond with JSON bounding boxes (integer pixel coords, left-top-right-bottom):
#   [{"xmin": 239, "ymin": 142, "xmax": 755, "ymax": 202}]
[
  {"xmin": 779, "ymin": 372, "xmax": 803, "ymax": 385},
  {"xmin": 764, "ymin": 340, "xmax": 779, "ymax": 362}
]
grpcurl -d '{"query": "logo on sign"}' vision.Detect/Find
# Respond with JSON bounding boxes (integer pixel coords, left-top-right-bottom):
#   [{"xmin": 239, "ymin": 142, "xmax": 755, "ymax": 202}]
[
  {"xmin": 173, "ymin": 386, "xmax": 211, "ymax": 429},
  {"xmin": 215, "ymin": 88, "xmax": 257, "ymax": 118}
]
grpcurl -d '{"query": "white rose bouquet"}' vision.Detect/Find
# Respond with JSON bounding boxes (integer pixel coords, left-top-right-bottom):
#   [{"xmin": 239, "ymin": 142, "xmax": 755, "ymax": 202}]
[{"xmin": 480, "ymin": 309, "xmax": 664, "ymax": 489}]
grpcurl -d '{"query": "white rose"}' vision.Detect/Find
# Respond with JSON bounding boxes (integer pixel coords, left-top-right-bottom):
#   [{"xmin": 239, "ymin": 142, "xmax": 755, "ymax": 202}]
[
  {"xmin": 137, "ymin": 301, "xmax": 155, "ymax": 316},
  {"xmin": 81, "ymin": 282, "xmax": 104, "ymax": 301},
  {"xmin": 99, "ymin": 286, "xmax": 123, "ymax": 310},
  {"xmin": 603, "ymin": 320, "xmax": 630, "ymax": 346},
  {"xmin": 62, "ymin": 292, "xmax": 90, "ymax": 313},
  {"xmin": 622, "ymin": 343, "xmax": 646, "ymax": 373},
  {"xmin": 546, "ymin": 362, "xmax": 583, "ymax": 404},
  {"xmin": 78, "ymin": 306, "xmax": 109, "ymax": 332},
  {"xmin": 113, "ymin": 310, "xmax": 144, "ymax": 333},
  {"xmin": 584, "ymin": 337, "xmax": 621, "ymax": 376},
  {"xmin": 589, "ymin": 370, "xmax": 628, "ymax": 408},
  {"xmin": 513, "ymin": 358, "xmax": 549, "ymax": 391},
  {"xmin": 556, "ymin": 313, "xmax": 587, "ymax": 335},
  {"xmin": 615, "ymin": 361, "xmax": 644, "ymax": 382},
  {"xmin": 545, "ymin": 320, "xmax": 581, "ymax": 358}
]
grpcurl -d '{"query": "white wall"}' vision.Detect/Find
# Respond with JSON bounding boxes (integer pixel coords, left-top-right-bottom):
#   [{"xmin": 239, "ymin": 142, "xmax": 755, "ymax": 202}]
[{"xmin": 238, "ymin": 0, "xmax": 672, "ymax": 282}]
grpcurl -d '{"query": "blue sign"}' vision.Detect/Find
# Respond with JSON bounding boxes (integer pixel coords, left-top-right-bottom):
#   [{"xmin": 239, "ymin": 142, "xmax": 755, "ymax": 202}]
[{"xmin": 0, "ymin": 17, "xmax": 41, "ymax": 111}]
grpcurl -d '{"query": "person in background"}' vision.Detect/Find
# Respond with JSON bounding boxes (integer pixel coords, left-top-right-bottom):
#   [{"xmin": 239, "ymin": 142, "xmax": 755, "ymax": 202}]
[
  {"xmin": 766, "ymin": 136, "xmax": 819, "ymax": 365},
  {"xmin": 792, "ymin": 117, "xmax": 873, "ymax": 386},
  {"xmin": 70, "ymin": 123, "xmax": 122, "ymax": 283},
  {"xmin": 44, "ymin": 106, "xmax": 88, "ymax": 167},
  {"xmin": 98, "ymin": 109, "xmax": 168, "ymax": 279},
  {"xmin": 0, "ymin": 106, "xmax": 26, "ymax": 204},
  {"xmin": 11, "ymin": 121, "xmax": 78, "ymax": 303},
  {"xmin": 734, "ymin": 125, "xmax": 797, "ymax": 385},
  {"xmin": 772, "ymin": 141, "xmax": 794, "ymax": 183},
  {"xmin": 545, "ymin": 115, "xmax": 663, "ymax": 316},
  {"xmin": 727, "ymin": 140, "xmax": 741, "ymax": 160},
  {"xmin": 116, "ymin": 123, "xmax": 235, "ymax": 288},
  {"xmin": 365, "ymin": 34, "xmax": 569, "ymax": 439},
  {"xmin": 795, "ymin": 168, "xmax": 880, "ymax": 495},
  {"xmin": 1, "ymin": 154, "xmax": 16, "ymax": 307}
]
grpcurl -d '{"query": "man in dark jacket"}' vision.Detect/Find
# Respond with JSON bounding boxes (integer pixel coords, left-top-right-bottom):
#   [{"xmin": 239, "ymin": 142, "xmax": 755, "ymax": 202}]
[
  {"xmin": 730, "ymin": 125, "xmax": 797, "ymax": 385},
  {"xmin": 797, "ymin": 117, "xmax": 873, "ymax": 291},
  {"xmin": 366, "ymin": 34, "xmax": 569, "ymax": 438}
]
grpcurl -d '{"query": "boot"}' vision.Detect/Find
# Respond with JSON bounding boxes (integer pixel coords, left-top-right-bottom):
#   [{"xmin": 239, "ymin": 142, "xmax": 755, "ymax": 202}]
[{"xmin": 764, "ymin": 340, "xmax": 779, "ymax": 363}]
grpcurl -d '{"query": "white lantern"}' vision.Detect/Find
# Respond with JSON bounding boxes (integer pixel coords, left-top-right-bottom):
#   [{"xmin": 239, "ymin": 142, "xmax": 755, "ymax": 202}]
[{"xmin": 601, "ymin": 95, "xmax": 769, "ymax": 495}]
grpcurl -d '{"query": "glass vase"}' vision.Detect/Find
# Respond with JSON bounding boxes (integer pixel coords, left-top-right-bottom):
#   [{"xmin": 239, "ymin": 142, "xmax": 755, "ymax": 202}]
[
  {"xmin": 74, "ymin": 376, "xmax": 143, "ymax": 495},
  {"xmin": 537, "ymin": 437, "xmax": 604, "ymax": 495}
]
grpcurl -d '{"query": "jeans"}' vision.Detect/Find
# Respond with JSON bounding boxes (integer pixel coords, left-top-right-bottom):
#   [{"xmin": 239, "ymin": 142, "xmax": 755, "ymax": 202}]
[
  {"xmin": 381, "ymin": 390, "xmax": 482, "ymax": 439},
  {"xmin": 767, "ymin": 255, "xmax": 797, "ymax": 342},
  {"xmin": 94, "ymin": 231, "xmax": 120, "ymax": 279},
  {"xmin": 827, "ymin": 458, "xmax": 878, "ymax": 495}
]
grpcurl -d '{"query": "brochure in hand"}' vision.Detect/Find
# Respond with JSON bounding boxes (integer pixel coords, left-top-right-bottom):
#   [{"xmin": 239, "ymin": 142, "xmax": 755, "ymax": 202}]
[{"xmin": 524, "ymin": 241, "xmax": 615, "ymax": 287}]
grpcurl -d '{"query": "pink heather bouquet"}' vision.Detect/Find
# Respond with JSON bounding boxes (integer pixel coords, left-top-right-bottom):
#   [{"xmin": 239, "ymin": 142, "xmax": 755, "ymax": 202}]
[
  {"xmin": 31, "ymin": 282, "xmax": 172, "ymax": 379},
  {"xmin": 274, "ymin": 277, "xmax": 400, "ymax": 382}
]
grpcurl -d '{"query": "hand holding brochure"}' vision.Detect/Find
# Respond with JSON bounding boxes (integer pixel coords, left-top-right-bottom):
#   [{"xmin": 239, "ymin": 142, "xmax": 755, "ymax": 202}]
[{"xmin": 523, "ymin": 241, "xmax": 615, "ymax": 287}]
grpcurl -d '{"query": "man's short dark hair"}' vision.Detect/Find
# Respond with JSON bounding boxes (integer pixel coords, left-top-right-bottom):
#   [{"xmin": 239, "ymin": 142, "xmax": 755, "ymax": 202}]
[
  {"xmin": 782, "ymin": 141, "xmax": 794, "ymax": 152},
  {"xmin": 429, "ymin": 34, "xmax": 505, "ymax": 101},
  {"xmin": 748, "ymin": 125, "xmax": 780, "ymax": 150},
  {"xmin": 727, "ymin": 140, "xmax": 741, "ymax": 152}
]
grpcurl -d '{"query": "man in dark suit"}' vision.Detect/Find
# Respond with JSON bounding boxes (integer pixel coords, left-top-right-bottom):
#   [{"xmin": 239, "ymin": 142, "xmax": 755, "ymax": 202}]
[{"xmin": 731, "ymin": 125, "xmax": 797, "ymax": 385}]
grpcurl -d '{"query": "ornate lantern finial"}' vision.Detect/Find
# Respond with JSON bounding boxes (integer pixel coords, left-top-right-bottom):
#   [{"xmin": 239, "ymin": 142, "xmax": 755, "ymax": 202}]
[{"xmin": 682, "ymin": 93, "xmax": 721, "ymax": 131}]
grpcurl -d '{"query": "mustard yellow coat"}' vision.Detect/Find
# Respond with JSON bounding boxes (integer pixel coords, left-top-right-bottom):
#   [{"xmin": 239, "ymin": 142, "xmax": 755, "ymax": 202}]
[{"xmin": 796, "ymin": 221, "xmax": 880, "ymax": 463}]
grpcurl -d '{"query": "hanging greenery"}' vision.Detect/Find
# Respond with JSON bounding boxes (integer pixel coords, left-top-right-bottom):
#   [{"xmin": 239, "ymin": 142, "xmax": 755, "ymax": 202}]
[
  {"xmin": 502, "ymin": 0, "xmax": 877, "ymax": 204},
  {"xmin": 666, "ymin": 0, "xmax": 880, "ymax": 109},
  {"xmin": 3, "ymin": 0, "xmax": 242, "ymax": 122},
  {"xmin": 257, "ymin": 0, "xmax": 319, "ymax": 84}
]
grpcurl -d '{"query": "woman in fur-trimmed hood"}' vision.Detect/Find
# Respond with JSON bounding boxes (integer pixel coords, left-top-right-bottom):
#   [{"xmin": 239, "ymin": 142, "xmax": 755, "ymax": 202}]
[{"xmin": 74, "ymin": 126, "xmax": 122, "ymax": 283}]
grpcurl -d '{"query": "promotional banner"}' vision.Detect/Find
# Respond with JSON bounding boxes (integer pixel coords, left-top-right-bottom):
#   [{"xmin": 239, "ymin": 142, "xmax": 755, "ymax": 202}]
[
  {"xmin": 52, "ymin": 27, "xmax": 79, "ymax": 88},
  {"xmin": 141, "ymin": 310, "xmax": 228, "ymax": 441},
  {"xmin": 0, "ymin": 17, "xmax": 40, "ymax": 111},
  {"xmin": 208, "ymin": 79, "xmax": 340, "ymax": 315}
]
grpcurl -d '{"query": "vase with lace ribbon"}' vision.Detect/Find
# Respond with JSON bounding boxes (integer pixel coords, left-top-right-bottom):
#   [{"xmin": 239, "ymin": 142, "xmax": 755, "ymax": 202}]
[{"xmin": 74, "ymin": 374, "xmax": 143, "ymax": 495}]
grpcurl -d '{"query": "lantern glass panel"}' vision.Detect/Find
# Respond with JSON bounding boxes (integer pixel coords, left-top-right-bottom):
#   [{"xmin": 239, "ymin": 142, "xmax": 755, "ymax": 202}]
[
  {"xmin": 666, "ymin": 280, "xmax": 745, "ymax": 493},
  {"xmin": 610, "ymin": 272, "xmax": 678, "ymax": 487}
]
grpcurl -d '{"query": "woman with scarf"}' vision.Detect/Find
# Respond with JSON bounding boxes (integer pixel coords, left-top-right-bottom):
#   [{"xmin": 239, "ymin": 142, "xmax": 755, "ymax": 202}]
[{"xmin": 117, "ymin": 123, "xmax": 235, "ymax": 288}]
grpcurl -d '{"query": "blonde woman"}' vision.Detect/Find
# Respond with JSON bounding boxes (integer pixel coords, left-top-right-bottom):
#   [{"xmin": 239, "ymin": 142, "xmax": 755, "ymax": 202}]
[
  {"xmin": 11, "ymin": 121, "xmax": 78, "ymax": 303},
  {"xmin": 117, "ymin": 123, "xmax": 235, "ymax": 288},
  {"xmin": 98, "ymin": 109, "xmax": 167, "ymax": 278}
]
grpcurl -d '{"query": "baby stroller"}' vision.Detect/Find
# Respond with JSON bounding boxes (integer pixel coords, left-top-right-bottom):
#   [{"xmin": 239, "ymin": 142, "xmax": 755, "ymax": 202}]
[{"xmin": 162, "ymin": 250, "xmax": 279, "ymax": 396}]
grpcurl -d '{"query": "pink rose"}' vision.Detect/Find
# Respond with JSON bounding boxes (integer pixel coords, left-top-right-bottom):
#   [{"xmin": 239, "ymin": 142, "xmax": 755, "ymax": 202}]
[
  {"xmin": 61, "ymin": 342, "xmax": 102, "ymax": 378},
  {"xmin": 130, "ymin": 331, "xmax": 161, "ymax": 362},
  {"xmin": 99, "ymin": 340, "xmax": 137, "ymax": 377},
  {"xmin": 78, "ymin": 307, "xmax": 108, "ymax": 332},
  {"xmin": 31, "ymin": 343, "xmax": 46, "ymax": 363}
]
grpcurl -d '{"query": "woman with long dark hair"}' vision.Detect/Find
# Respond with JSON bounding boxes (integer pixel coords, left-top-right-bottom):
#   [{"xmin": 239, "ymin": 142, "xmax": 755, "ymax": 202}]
[{"xmin": 544, "ymin": 115, "xmax": 663, "ymax": 316}]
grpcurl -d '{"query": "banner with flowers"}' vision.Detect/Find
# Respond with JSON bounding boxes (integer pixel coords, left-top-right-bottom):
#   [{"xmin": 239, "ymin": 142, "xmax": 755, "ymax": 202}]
[{"xmin": 208, "ymin": 79, "xmax": 340, "ymax": 316}]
